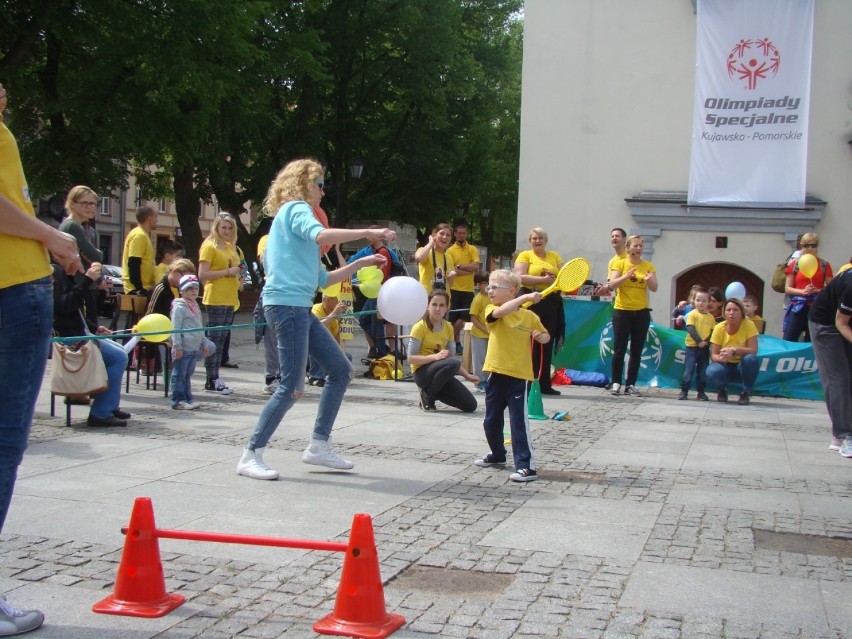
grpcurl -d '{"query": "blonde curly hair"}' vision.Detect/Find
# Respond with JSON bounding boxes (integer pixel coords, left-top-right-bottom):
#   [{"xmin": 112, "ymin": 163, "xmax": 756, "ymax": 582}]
[{"xmin": 263, "ymin": 158, "xmax": 324, "ymax": 214}]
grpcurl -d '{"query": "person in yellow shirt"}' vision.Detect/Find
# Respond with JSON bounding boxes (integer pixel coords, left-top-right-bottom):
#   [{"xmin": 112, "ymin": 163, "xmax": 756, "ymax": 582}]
[
  {"xmin": 407, "ymin": 289, "xmax": 479, "ymax": 412},
  {"xmin": 742, "ymin": 294, "xmax": 765, "ymax": 334},
  {"xmin": 679, "ymin": 287, "xmax": 715, "ymax": 401},
  {"xmin": 414, "ymin": 222, "xmax": 457, "ymax": 295},
  {"xmin": 0, "ymin": 80, "xmax": 81, "ymax": 634},
  {"xmin": 707, "ymin": 299, "xmax": 760, "ymax": 405},
  {"xmin": 198, "ymin": 212, "xmax": 241, "ymax": 394},
  {"xmin": 468, "ymin": 272, "xmax": 491, "ymax": 391},
  {"xmin": 594, "ymin": 227, "xmax": 627, "ymax": 297},
  {"xmin": 121, "ymin": 205, "xmax": 158, "ymax": 294},
  {"xmin": 474, "ymin": 269, "xmax": 549, "ymax": 483},
  {"xmin": 606, "ymin": 235, "xmax": 657, "ymax": 397},
  {"xmin": 153, "ymin": 239, "xmax": 184, "ymax": 282},
  {"xmin": 447, "ymin": 222, "xmax": 481, "ymax": 355}
]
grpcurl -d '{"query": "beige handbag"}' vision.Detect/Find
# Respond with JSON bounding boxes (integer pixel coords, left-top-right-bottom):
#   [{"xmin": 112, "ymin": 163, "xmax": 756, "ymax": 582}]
[{"xmin": 51, "ymin": 340, "xmax": 109, "ymax": 396}]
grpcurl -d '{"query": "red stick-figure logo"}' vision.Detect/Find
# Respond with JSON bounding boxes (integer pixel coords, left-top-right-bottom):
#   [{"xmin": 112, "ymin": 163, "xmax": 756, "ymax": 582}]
[{"xmin": 726, "ymin": 37, "xmax": 780, "ymax": 90}]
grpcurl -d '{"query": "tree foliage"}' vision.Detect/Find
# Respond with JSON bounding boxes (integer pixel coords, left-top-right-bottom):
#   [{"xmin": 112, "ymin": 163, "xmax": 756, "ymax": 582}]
[{"xmin": 0, "ymin": 0, "xmax": 523, "ymax": 260}]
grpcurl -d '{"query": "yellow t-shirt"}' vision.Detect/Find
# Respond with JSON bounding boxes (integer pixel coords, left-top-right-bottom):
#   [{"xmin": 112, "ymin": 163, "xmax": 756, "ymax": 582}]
[
  {"xmin": 0, "ymin": 119, "xmax": 51, "ymax": 289},
  {"xmin": 154, "ymin": 263, "xmax": 169, "ymax": 282},
  {"xmin": 418, "ymin": 248, "xmax": 456, "ymax": 295},
  {"xmin": 710, "ymin": 319, "xmax": 758, "ymax": 364},
  {"xmin": 515, "ymin": 250, "xmax": 563, "ymax": 292},
  {"xmin": 607, "ymin": 251, "xmax": 627, "ymax": 274},
  {"xmin": 685, "ymin": 309, "xmax": 716, "ymax": 347},
  {"xmin": 199, "ymin": 239, "xmax": 240, "ymax": 307},
  {"xmin": 483, "ymin": 304, "xmax": 547, "ymax": 381},
  {"xmin": 612, "ymin": 258, "xmax": 655, "ymax": 311},
  {"xmin": 447, "ymin": 242, "xmax": 480, "ymax": 293},
  {"xmin": 311, "ymin": 303, "xmax": 341, "ymax": 342},
  {"xmin": 469, "ymin": 291, "xmax": 491, "ymax": 339},
  {"xmin": 750, "ymin": 314, "xmax": 766, "ymax": 334},
  {"xmin": 122, "ymin": 226, "xmax": 156, "ymax": 293},
  {"xmin": 836, "ymin": 262, "xmax": 851, "ymax": 274},
  {"xmin": 408, "ymin": 318, "xmax": 454, "ymax": 373},
  {"xmin": 257, "ymin": 235, "xmax": 269, "ymax": 263}
]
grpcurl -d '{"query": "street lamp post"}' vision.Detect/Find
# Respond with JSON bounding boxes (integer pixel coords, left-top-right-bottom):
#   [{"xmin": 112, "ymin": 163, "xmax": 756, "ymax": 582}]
[
  {"xmin": 480, "ymin": 207, "xmax": 490, "ymax": 270},
  {"xmin": 333, "ymin": 158, "xmax": 365, "ymax": 226}
]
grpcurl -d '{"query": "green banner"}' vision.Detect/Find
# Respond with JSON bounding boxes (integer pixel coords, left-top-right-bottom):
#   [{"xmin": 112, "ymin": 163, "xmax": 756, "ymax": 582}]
[{"xmin": 553, "ymin": 299, "xmax": 823, "ymax": 400}]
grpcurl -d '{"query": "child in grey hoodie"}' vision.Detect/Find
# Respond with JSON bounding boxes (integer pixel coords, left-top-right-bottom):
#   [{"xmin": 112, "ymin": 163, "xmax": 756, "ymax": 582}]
[{"xmin": 170, "ymin": 274, "xmax": 215, "ymax": 409}]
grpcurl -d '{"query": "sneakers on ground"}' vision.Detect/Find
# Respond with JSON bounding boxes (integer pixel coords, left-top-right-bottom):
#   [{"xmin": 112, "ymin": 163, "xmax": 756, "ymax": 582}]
[
  {"xmin": 737, "ymin": 391, "xmax": 751, "ymax": 406},
  {"xmin": 475, "ymin": 454, "xmax": 507, "ymax": 468},
  {"xmin": 262, "ymin": 379, "xmax": 279, "ymax": 395},
  {"xmin": 510, "ymin": 468, "xmax": 538, "ymax": 482},
  {"xmin": 236, "ymin": 448, "xmax": 279, "ymax": 480},
  {"xmin": 205, "ymin": 378, "xmax": 233, "ymax": 395},
  {"xmin": 186, "ymin": 402, "xmax": 201, "ymax": 410},
  {"xmin": 696, "ymin": 391, "xmax": 709, "ymax": 401},
  {"xmin": 302, "ymin": 438, "xmax": 354, "ymax": 470},
  {"xmin": 419, "ymin": 389, "xmax": 437, "ymax": 412},
  {"xmin": 624, "ymin": 385, "xmax": 641, "ymax": 397},
  {"xmin": 307, "ymin": 377, "xmax": 325, "ymax": 387},
  {"xmin": 677, "ymin": 390, "xmax": 688, "ymax": 401},
  {"xmin": 0, "ymin": 596, "xmax": 44, "ymax": 636},
  {"xmin": 611, "ymin": 383, "xmax": 621, "ymax": 396},
  {"xmin": 717, "ymin": 389, "xmax": 728, "ymax": 403},
  {"xmin": 455, "ymin": 342, "xmax": 464, "ymax": 356},
  {"xmin": 830, "ymin": 437, "xmax": 843, "ymax": 451},
  {"xmin": 840, "ymin": 438, "xmax": 852, "ymax": 458},
  {"xmin": 475, "ymin": 381, "xmax": 488, "ymax": 393},
  {"xmin": 172, "ymin": 401, "xmax": 190, "ymax": 410}
]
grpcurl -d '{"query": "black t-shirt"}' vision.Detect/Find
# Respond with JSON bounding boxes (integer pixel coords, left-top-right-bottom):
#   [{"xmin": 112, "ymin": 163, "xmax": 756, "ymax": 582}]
[{"xmin": 809, "ymin": 269, "xmax": 852, "ymax": 326}]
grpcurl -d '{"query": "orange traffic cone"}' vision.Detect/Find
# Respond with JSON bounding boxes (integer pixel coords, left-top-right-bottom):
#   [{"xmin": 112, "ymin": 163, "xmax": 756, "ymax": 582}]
[
  {"xmin": 92, "ymin": 497, "xmax": 185, "ymax": 618},
  {"xmin": 314, "ymin": 513, "xmax": 405, "ymax": 638}
]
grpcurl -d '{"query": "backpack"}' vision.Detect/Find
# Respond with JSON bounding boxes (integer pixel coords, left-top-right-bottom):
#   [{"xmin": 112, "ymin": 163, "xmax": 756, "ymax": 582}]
[{"xmin": 388, "ymin": 248, "xmax": 407, "ymax": 277}]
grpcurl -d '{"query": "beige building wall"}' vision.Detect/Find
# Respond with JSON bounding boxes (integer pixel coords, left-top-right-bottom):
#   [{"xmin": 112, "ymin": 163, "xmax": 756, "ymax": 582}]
[{"xmin": 518, "ymin": 0, "xmax": 852, "ymax": 336}]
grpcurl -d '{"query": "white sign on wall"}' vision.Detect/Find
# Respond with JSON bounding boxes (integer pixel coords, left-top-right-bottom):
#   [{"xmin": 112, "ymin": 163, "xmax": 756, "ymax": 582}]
[{"xmin": 688, "ymin": 0, "xmax": 814, "ymax": 207}]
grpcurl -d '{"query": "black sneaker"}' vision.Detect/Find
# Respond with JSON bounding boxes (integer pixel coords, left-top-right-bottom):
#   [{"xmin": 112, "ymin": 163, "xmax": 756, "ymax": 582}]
[
  {"xmin": 717, "ymin": 389, "xmax": 728, "ymax": 403},
  {"xmin": 696, "ymin": 391, "xmax": 709, "ymax": 401},
  {"xmin": 475, "ymin": 454, "xmax": 507, "ymax": 467},
  {"xmin": 510, "ymin": 468, "xmax": 538, "ymax": 482},
  {"xmin": 677, "ymin": 390, "xmax": 688, "ymax": 400},
  {"xmin": 737, "ymin": 391, "xmax": 750, "ymax": 406},
  {"xmin": 418, "ymin": 389, "xmax": 436, "ymax": 412}
]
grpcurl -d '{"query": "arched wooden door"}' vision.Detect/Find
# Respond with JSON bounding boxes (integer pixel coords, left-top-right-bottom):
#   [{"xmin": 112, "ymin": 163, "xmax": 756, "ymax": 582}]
[{"xmin": 674, "ymin": 263, "xmax": 765, "ymax": 308}]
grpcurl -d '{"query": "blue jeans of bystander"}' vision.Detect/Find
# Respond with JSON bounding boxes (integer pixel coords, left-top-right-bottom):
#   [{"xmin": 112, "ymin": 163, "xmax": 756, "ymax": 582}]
[
  {"xmin": 706, "ymin": 354, "xmax": 759, "ymax": 392},
  {"xmin": 89, "ymin": 339, "xmax": 128, "ymax": 419},
  {"xmin": 171, "ymin": 351, "xmax": 199, "ymax": 406},
  {"xmin": 0, "ymin": 277, "xmax": 53, "ymax": 530}
]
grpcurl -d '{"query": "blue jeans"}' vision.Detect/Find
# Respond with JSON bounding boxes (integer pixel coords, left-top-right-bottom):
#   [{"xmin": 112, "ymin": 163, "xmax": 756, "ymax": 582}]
[
  {"xmin": 309, "ymin": 350, "xmax": 352, "ymax": 381},
  {"xmin": 483, "ymin": 373, "xmax": 533, "ymax": 470},
  {"xmin": 248, "ymin": 305, "xmax": 354, "ymax": 450},
  {"xmin": 171, "ymin": 351, "xmax": 199, "ymax": 406},
  {"xmin": 0, "ymin": 276, "xmax": 53, "ymax": 531},
  {"xmin": 681, "ymin": 346, "xmax": 710, "ymax": 392},
  {"xmin": 706, "ymin": 354, "xmax": 759, "ymax": 393},
  {"xmin": 89, "ymin": 339, "xmax": 129, "ymax": 419}
]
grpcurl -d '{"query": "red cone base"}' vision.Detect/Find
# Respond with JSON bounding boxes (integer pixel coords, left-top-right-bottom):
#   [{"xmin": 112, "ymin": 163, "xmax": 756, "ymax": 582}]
[
  {"xmin": 314, "ymin": 514, "xmax": 405, "ymax": 638},
  {"xmin": 92, "ymin": 497, "xmax": 185, "ymax": 618}
]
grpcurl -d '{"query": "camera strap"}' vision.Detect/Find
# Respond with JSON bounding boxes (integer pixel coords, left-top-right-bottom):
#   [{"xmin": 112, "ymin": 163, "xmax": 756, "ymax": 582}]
[{"xmin": 431, "ymin": 248, "xmax": 447, "ymax": 276}]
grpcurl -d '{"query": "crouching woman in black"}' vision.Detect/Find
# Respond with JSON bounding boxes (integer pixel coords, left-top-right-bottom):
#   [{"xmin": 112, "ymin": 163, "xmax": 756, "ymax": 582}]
[{"xmin": 407, "ymin": 289, "xmax": 479, "ymax": 412}]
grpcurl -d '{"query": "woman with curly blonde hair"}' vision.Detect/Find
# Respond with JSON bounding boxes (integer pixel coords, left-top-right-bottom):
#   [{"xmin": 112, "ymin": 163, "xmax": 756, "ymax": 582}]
[{"xmin": 236, "ymin": 158, "xmax": 396, "ymax": 480}]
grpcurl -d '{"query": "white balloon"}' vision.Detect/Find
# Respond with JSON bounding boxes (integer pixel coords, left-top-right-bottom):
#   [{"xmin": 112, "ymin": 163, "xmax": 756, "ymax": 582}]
[
  {"xmin": 377, "ymin": 277, "xmax": 428, "ymax": 326},
  {"xmin": 725, "ymin": 281, "xmax": 746, "ymax": 300}
]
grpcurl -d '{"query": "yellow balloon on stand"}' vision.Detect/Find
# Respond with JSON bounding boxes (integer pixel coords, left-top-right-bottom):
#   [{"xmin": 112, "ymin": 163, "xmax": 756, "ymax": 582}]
[
  {"xmin": 134, "ymin": 314, "xmax": 173, "ymax": 342},
  {"xmin": 360, "ymin": 279, "xmax": 382, "ymax": 299},
  {"xmin": 797, "ymin": 253, "xmax": 818, "ymax": 279}
]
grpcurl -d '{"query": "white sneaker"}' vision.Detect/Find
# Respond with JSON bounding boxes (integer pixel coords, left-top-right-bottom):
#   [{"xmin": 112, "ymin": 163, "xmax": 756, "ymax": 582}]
[
  {"xmin": 301, "ymin": 438, "xmax": 354, "ymax": 470},
  {"xmin": 0, "ymin": 596, "xmax": 44, "ymax": 635},
  {"xmin": 611, "ymin": 383, "xmax": 621, "ymax": 396},
  {"xmin": 186, "ymin": 402, "xmax": 201, "ymax": 410},
  {"xmin": 205, "ymin": 379, "xmax": 233, "ymax": 395},
  {"xmin": 236, "ymin": 448, "xmax": 279, "ymax": 480},
  {"xmin": 172, "ymin": 401, "xmax": 190, "ymax": 410},
  {"xmin": 840, "ymin": 438, "xmax": 852, "ymax": 458},
  {"xmin": 262, "ymin": 379, "xmax": 279, "ymax": 395},
  {"xmin": 830, "ymin": 437, "xmax": 843, "ymax": 451}
]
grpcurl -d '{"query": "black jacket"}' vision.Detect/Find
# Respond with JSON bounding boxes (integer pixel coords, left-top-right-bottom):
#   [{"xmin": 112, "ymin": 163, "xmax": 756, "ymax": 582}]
[{"xmin": 52, "ymin": 264, "xmax": 99, "ymax": 338}]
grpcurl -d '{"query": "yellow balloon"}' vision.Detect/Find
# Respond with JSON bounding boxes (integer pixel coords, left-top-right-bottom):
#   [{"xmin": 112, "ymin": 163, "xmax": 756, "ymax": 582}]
[
  {"xmin": 357, "ymin": 266, "xmax": 383, "ymax": 283},
  {"xmin": 134, "ymin": 313, "xmax": 173, "ymax": 342},
  {"xmin": 797, "ymin": 253, "xmax": 818, "ymax": 279},
  {"xmin": 360, "ymin": 279, "xmax": 382, "ymax": 299},
  {"xmin": 322, "ymin": 282, "xmax": 341, "ymax": 298}
]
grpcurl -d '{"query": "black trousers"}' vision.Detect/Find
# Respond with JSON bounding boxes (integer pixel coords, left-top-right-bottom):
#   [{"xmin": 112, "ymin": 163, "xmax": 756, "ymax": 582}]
[{"xmin": 611, "ymin": 308, "xmax": 651, "ymax": 386}]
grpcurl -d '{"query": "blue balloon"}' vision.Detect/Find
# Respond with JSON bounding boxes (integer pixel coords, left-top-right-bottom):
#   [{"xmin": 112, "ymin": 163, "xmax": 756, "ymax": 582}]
[{"xmin": 725, "ymin": 281, "xmax": 746, "ymax": 300}]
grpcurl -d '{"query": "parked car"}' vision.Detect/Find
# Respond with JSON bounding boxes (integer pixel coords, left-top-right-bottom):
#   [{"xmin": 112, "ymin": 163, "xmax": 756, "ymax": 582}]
[{"xmin": 98, "ymin": 264, "xmax": 124, "ymax": 317}]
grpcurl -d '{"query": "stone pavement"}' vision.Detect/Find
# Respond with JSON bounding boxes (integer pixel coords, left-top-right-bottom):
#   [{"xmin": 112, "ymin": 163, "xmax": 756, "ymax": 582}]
[{"xmin": 2, "ymin": 313, "xmax": 850, "ymax": 638}]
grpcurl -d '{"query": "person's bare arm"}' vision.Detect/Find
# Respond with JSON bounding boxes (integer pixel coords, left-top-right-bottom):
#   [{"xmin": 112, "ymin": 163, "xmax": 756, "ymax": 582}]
[{"xmin": 0, "ymin": 194, "xmax": 81, "ymax": 274}]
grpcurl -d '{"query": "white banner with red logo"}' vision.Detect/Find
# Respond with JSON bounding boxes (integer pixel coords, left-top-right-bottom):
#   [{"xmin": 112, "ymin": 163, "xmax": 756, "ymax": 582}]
[{"xmin": 688, "ymin": 0, "xmax": 814, "ymax": 207}]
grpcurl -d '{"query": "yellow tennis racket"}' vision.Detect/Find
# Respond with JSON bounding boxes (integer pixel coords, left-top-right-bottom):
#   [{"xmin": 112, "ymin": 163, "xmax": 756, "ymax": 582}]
[{"xmin": 522, "ymin": 257, "xmax": 591, "ymax": 308}]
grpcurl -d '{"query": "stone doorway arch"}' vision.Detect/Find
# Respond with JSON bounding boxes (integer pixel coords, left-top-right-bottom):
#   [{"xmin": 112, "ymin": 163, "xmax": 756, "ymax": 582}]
[{"xmin": 673, "ymin": 262, "xmax": 765, "ymax": 314}]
